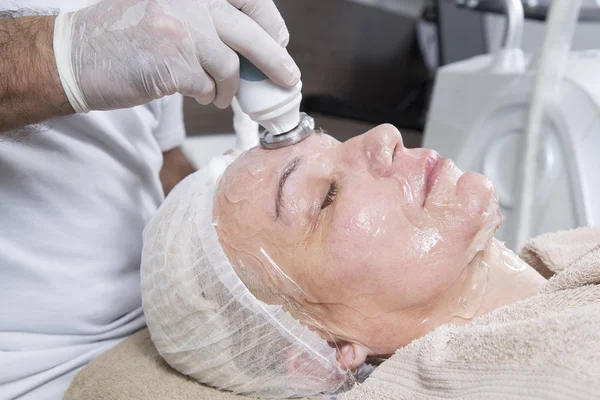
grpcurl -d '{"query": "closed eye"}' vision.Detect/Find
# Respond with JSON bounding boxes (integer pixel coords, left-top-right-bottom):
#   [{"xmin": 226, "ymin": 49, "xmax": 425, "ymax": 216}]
[{"xmin": 321, "ymin": 181, "xmax": 338, "ymax": 210}]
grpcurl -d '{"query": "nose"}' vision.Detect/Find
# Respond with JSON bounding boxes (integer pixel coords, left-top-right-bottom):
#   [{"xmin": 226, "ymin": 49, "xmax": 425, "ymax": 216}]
[{"xmin": 344, "ymin": 124, "xmax": 403, "ymax": 178}]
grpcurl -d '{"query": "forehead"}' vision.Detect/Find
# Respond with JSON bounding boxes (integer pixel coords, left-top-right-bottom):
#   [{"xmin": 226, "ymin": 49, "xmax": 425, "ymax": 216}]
[
  {"xmin": 214, "ymin": 132, "xmax": 339, "ymax": 234},
  {"xmin": 217, "ymin": 146, "xmax": 284, "ymax": 210},
  {"xmin": 219, "ymin": 132, "xmax": 338, "ymax": 196}
]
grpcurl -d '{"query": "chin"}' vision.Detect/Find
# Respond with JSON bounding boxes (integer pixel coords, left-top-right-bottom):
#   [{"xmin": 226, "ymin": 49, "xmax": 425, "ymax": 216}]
[{"xmin": 458, "ymin": 172, "xmax": 503, "ymax": 252}]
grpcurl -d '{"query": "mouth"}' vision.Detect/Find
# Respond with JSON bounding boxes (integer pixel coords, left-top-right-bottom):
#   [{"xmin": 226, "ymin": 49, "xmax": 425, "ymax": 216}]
[{"xmin": 425, "ymin": 155, "xmax": 448, "ymax": 200}]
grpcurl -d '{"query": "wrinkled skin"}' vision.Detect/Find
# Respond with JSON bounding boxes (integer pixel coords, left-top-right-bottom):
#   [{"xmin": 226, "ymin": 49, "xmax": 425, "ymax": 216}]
[{"xmin": 214, "ymin": 124, "xmax": 502, "ymax": 368}]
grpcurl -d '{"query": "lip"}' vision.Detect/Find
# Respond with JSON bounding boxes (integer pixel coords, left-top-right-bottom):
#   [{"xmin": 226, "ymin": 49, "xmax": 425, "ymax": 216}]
[{"xmin": 425, "ymin": 155, "xmax": 448, "ymax": 199}]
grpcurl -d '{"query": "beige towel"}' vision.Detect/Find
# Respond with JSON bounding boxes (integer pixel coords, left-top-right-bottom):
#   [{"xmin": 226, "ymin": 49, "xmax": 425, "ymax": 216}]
[
  {"xmin": 63, "ymin": 329, "xmax": 255, "ymax": 400},
  {"xmin": 64, "ymin": 227, "xmax": 600, "ymax": 400},
  {"xmin": 520, "ymin": 226, "xmax": 600, "ymax": 278},
  {"xmin": 340, "ymin": 226, "xmax": 600, "ymax": 400},
  {"xmin": 64, "ymin": 328, "xmax": 315, "ymax": 400}
]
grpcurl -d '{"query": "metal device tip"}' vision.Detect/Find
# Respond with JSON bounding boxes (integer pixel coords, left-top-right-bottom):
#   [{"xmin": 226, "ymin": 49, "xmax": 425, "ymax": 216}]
[{"xmin": 259, "ymin": 113, "xmax": 315, "ymax": 150}]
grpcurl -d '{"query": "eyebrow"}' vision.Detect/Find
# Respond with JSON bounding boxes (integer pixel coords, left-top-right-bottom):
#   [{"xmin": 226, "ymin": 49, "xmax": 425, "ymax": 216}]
[{"xmin": 275, "ymin": 157, "xmax": 303, "ymax": 219}]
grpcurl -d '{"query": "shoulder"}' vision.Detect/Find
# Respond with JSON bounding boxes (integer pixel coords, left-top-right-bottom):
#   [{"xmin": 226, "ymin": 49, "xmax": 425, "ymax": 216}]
[
  {"xmin": 345, "ymin": 294, "xmax": 600, "ymax": 400},
  {"xmin": 372, "ymin": 280, "xmax": 600, "ymax": 399}
]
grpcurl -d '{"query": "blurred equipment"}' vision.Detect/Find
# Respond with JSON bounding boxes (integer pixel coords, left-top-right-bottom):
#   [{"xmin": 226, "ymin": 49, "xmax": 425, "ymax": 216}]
[
  {"xmin": 424, "ymin": 0, "xmax": 600, "ymax": 250},
  {"xmin": 454, "ymin": 0, "xmax": 600, "ymax": 22},
  {"xmin": 345, "ymin": 0, "xmax": 427, "ymax": 18}
]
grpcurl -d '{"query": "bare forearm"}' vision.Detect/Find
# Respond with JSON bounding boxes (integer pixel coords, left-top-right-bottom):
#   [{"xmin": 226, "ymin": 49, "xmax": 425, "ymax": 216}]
[
  {"xmin": 0, "ymin": 14, "xmax": 73, "ymax": 132},
  {"xmin": 160, "ymin": 147, "xmax": 196, "ymax": 196}
]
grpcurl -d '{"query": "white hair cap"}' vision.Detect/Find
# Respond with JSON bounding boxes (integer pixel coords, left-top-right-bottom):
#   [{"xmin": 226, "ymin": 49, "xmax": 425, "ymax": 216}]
[{"xmin": 140, "ymin": 151, "xmax": 350, "ymax": 398}]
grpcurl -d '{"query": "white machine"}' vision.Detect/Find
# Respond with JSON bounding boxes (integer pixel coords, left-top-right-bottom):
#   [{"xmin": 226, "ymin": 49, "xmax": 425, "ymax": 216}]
[{"xmin": 423, "ymin": 0, "xmax": 599, "ymax": 250}]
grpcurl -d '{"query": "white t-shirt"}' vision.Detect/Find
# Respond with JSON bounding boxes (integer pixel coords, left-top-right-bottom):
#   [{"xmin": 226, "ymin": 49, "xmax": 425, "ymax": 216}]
[{"xmin": 0, "ymin": 3, "xmax": 186, "ymax": 399}]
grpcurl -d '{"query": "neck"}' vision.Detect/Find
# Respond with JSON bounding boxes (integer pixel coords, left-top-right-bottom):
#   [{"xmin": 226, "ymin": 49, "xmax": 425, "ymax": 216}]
[
  {"xmin": 474, "ymin": 239, "xmax": 547, "ymax": 317},
  {"xmin": 465, "ymin": 239, "xmax": 547, "ymax": 320},
  {"xmin": 419, "ymin": 238, "xmax": 547, "ymax": 334}
]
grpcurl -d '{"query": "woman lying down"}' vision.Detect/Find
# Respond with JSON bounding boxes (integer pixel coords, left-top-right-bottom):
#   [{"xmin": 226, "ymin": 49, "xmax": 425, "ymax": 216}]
[{"xmin": 140, "ymin": 124, "xmax": 600, "ymax": 399}]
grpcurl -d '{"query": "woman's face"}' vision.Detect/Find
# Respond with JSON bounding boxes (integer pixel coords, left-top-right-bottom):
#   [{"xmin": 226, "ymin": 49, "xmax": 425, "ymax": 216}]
[{"xmin": 214, "ymin": 124, "xmax": 501, "ymax": 359}]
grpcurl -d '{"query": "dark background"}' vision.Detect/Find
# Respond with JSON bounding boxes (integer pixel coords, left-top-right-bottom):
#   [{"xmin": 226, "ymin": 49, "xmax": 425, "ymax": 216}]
[{"xmin": 183, "ymin": 0, "xmax": 424, "ymax": 148}]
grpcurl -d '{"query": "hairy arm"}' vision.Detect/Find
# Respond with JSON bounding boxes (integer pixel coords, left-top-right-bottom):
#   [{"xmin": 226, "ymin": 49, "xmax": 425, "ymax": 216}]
[
  {"xmin": 0, "ymin": 13, "xmax": 73, "ymax": 133},
  {"xmin": 160, "ymin": 147, "xmax": 196, "ymax": 196}
]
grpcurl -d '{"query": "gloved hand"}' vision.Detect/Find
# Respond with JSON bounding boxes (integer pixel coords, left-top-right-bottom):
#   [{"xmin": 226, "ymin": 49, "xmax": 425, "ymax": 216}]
[{"xmin": 52, "ymin": 0, "xmax": 300, "ymax": 112}]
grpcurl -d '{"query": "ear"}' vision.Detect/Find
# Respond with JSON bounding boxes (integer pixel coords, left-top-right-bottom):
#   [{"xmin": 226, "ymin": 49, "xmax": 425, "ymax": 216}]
[
  {"xmin": 336, "ymin": 343, "xmax": 372, "ymax": 371},
  {"xmin": 283, "ymin": 347, "xmax": 340, "ymax": 377}
]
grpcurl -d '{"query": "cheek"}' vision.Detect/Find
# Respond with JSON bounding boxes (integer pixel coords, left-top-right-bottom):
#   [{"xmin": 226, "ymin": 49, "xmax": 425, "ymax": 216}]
[
  {"xmin": 320, "ymin": 204, "xmax": 442, "ymax": 311},
  {"xmin": 328, "ymin": 194, "xmax": 390, "ymax": 261},
  {"xmin": 319, "ymin": 192, "xmax": 411, "ymax": 292}
]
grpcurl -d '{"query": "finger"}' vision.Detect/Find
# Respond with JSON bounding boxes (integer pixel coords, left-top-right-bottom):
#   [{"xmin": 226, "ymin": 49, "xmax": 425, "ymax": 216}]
[
  {"xmin": 212, "ymin": 5, "xmax": 300, "ymax": 88},
  {"xmin": 189, "ymin": 12, "xmax": 240, "ymax": 108},
  {"xmin": 177, "ymin": 62, "xmax": 217, "ymax": 106},
  {"xmin": 199, "ymin": 43, "xmax": 240, "ymax": 109},
  {"xmin": 227, "ymin": 0, "xmax": 290, "ymax": 46}
]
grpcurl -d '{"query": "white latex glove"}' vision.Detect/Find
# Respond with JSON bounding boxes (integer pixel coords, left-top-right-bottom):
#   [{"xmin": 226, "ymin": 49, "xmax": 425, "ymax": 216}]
[{"xmin": 53, "ymin": 0, "xmax": 300, "ymax": 112}]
